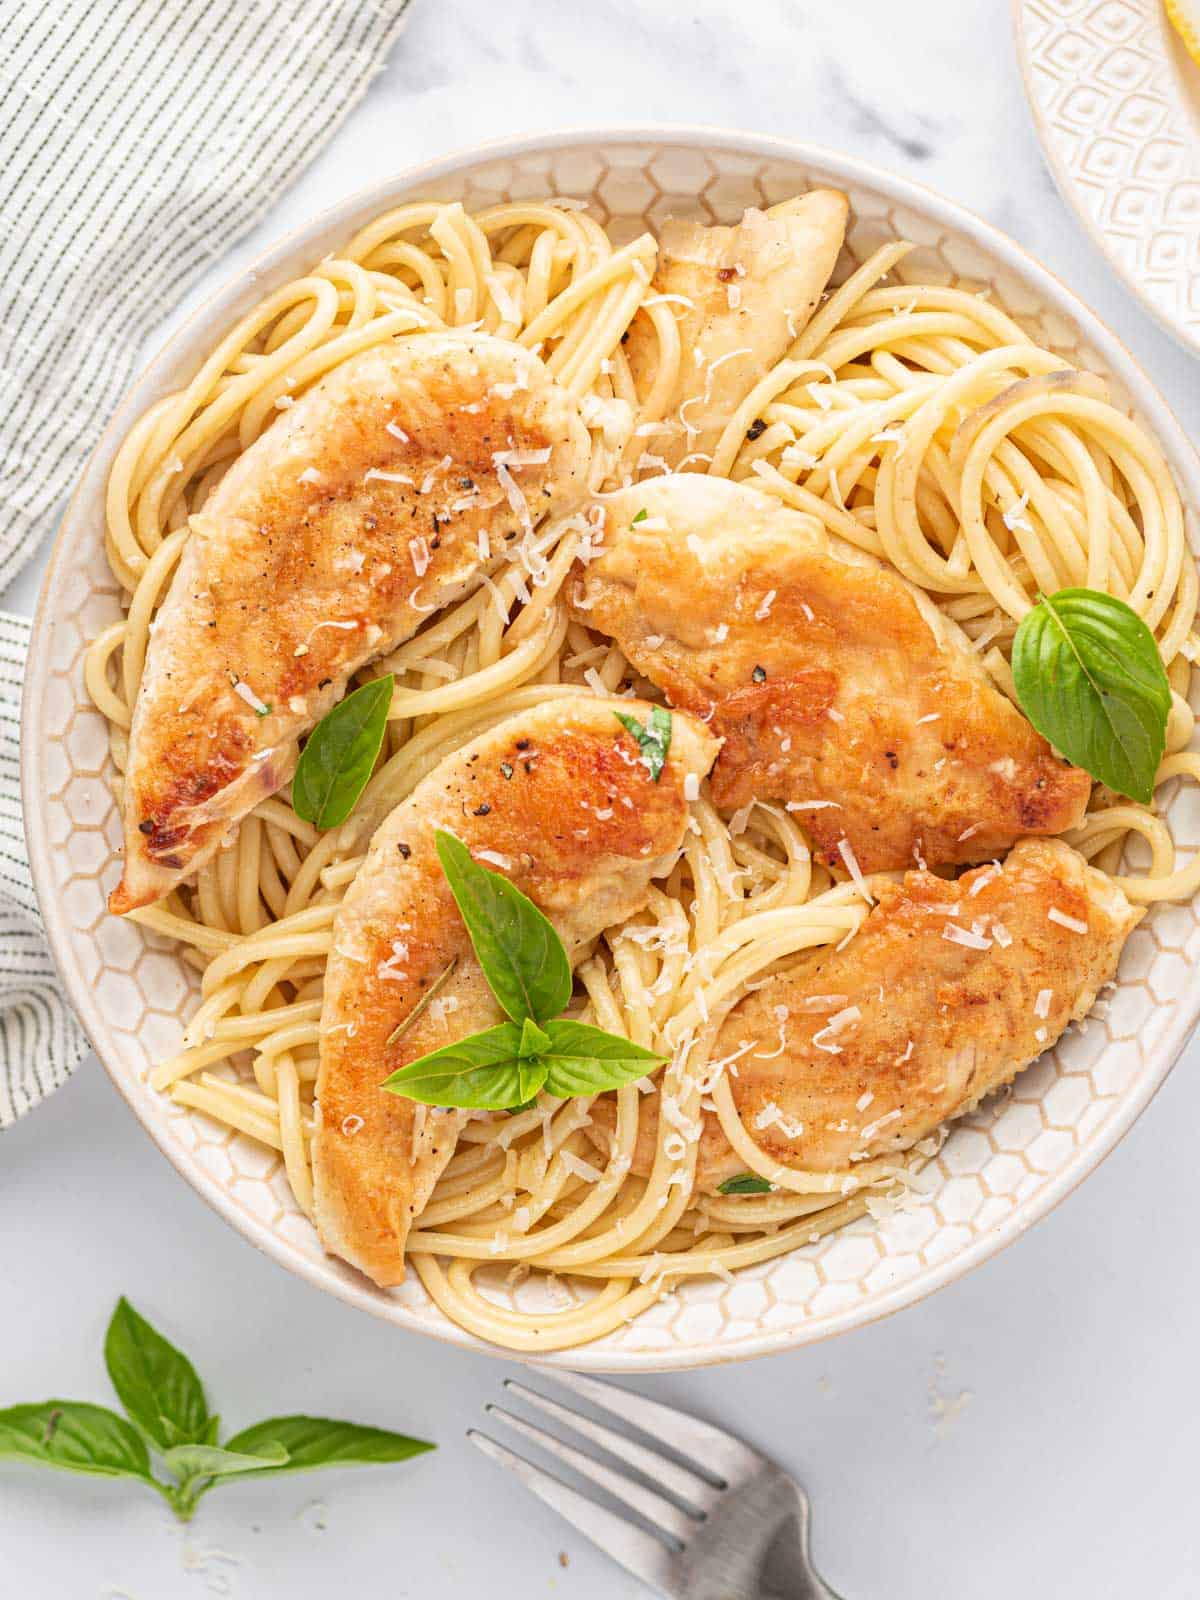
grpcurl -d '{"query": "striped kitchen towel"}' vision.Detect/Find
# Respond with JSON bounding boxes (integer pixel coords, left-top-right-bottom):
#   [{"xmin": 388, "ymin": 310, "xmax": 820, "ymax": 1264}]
[{"xmin": 0, "ymin": 0, "xmax": 412, "ymax": 1126}]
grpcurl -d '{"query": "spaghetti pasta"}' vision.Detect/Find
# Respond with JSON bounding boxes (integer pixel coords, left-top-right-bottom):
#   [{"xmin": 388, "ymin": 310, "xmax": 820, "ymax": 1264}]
[{"xmin": 85, "ymin": 193, "xmax": 1199, "ymax": 1352}]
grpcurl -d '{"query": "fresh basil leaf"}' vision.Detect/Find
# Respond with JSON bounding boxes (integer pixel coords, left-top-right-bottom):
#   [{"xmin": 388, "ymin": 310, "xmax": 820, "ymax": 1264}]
[
  {"xmin": 0, "ymin": 1401, "xmax": 155, "ymax": 1483},
  {"xmin": 380, "ymin": 1021, "xmax": 527, "ymax": 1109},
  {"xmin": 1011, "ymin": 589, "xmax": 1169, "ymax": 804},
  {"xmin": 292, "ymin": 675, "xmax": 394, "ymax": 829},
  {"xmin": 614, "ymin": 706, "xmax": 672, "ymax": 782},
  {"xmin": 518, "ymin": 1058, "xmax": 549, "ymax": 1104},
  {"xmin": 717, "ymin": 1173, "xmax": 774, "ymax": 1195},
  {"xmin": 104, "ymin": 1298, "xmax": 209, "ymax": 1451},
  {"xmin": 631, "ymin": 508, "xmax": 649, "ymax": 525},
  {"xmin": 518, "ymin": 1018, "xmax": 551, "ymax": 1058},
  {"xmin": 163, "ymin": 1441, "xmax": 288, "ymax": 1482},
  {"xmin": 539, "ymin": 1018, "xmax": 664, "ymax": 1099},
  {"xmin": 221, "ymin": 1416, "xmax": 433, "ymax": 1478},
  {"xmin": 434, "ymin": 829, "xmax": 571, "ymax": 1024}
]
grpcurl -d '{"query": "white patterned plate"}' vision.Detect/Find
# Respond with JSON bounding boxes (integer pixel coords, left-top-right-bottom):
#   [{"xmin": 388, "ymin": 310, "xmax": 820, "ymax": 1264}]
[
  {"xmin": 1014, "ymin": 0, "xmax": 1200, "ymax": 354},
  {"xmin": 23, "ymin": 128, "xmax": 1200, "ymax": 1370}
]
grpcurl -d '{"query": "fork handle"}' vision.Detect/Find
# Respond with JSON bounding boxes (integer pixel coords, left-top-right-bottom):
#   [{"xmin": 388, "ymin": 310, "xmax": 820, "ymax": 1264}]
[{"xmin": 763, "ymin": 1583, "xmax": 846, "ymax": 1600}]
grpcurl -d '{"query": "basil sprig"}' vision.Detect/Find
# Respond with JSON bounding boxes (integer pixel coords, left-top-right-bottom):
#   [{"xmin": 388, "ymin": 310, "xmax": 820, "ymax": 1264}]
[
  {"xmin": 614, "ymin": 706, "xmax": 672, "ymax": 781},
  {"xmin": 381, "ymin": 828, "xmax": 664, "ymax": 1110},
  {"xmin": 292, "ymin": 674, "xmax": 394, "ymax": 829},
  {"xmin": 1011, "ymin": 589, "xmax": 1170, "ymax": 805},
  {"xmin": 0, "ymin": 1298, "xmax": 431, "ymax": 1520}
]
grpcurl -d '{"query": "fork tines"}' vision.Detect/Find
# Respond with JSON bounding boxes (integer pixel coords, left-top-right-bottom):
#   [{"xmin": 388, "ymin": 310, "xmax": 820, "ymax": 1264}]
[{"xmin": 468, "ymin": 1369, "xmax": 763, "ymax": 1597}]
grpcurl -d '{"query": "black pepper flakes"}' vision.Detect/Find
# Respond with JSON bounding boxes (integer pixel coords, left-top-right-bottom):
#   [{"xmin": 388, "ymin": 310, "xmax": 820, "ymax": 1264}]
[
  {"xmin": 515, "ymin": 739, "xmax": 530, "ymax": 750},
  {"xmin": 752, "ymin": 665, "xmax": 767, "ymax": 683},
  {"xmin": 746, "ymin": 418, "xmax": 766, "ymax": 441},
  {"xmin": 500, "ymin": 762, "xmax": 514, "ymax": 780},
  {"xmin": 397, "ymin": 842, "xmax": 411, "ymax": 859},
  {"xmin": 138, "ymin": 820, "xmax": 154, "ymax": 835},
  {"xmin": 473, "ymin": 803, "xmax": 491, "ymax": 816}
]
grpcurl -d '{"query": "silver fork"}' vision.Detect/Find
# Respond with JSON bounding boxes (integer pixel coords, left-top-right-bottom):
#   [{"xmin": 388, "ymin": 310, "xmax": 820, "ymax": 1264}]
[{"xmin": 469, "ymin": 1370, "xmax": 845, "ymax": 1600}]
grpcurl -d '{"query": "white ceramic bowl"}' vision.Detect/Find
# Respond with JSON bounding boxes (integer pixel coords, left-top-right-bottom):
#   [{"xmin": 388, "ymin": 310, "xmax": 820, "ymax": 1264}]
[{"xmin": 25, "ymin": 127, "xmax": 1200, "ymax": 1370}]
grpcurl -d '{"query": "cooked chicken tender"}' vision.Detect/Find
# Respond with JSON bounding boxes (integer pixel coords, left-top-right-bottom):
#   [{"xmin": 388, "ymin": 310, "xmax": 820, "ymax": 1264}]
[
  {"xmin": 111, "ymin": 333, "xmax": 591, "ymax": 915},
  {"xmin": 569, "ymin": 475, "xmax": 1091, "ymax": 873},
  {"xmin": 312, "ymin": 696, "xmax": 718, "ymax": 1287},
  {"xmin": 626, "ymin": 192, "xmax": 847, "ymax": 470},
  {"xmin": 598, "ymin": 840, "xmax": 1140, "ymax": 1191}
]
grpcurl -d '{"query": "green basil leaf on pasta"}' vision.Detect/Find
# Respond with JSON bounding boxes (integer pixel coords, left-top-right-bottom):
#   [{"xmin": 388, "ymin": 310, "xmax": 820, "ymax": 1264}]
[
  {"xmin": 162, "ymin": 1441, "xmax": 288, "ymax": 1482},
  {"xmin": 1011, "ymin": 589, "xmax": 1169, "ymax": 804},
  {"xmin": 0, "ymin": 1401, "xmax": 156, "ymax": 1483},
  {"xmin": 380, "ymin": 1021, "xmax": 527, "ymax": 1109},
  {"xmin": 717, "ymin": 1174, "xmax": 774, "ymax": 1195},
  {"xmin": 292, "ymin": 675, "xmax": 394, "ymax": 829},
  {"xmin": 518, "ymin": 1058, "xmax": 549, "ymax": 1104},
  {"xmin": 614, "ymin": 706, "xmax": 672, "ymax": 782},
  {"xmin": 104, "ymin": 1298, "xmax": 209, "ymax": 1451},
  {"xmin": 518, "ymin": 1017, "xmax": 551, "ymax": 1058},
  {"xmin": 222, "ymin": 1416, "xmax": 434, "ymax": 1477},
  {"xmin": 539, "ymin": 1017, "xmax": 664, "ymax": 1099},
  {"xmin": 434, "ymin": 829, "xmax": 571, "ymax": 1024}
]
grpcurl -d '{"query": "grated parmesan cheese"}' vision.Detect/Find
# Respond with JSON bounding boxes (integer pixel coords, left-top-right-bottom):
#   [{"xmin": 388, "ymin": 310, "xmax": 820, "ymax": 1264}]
[
  {"xmin": 475, "ymin": 849, "xmax": 513, "ymax": 870},
  {"xmin": 861, "ymin": 1108, "xmax": 902, "ymax": 1141},
  {"xmin": 812, "ymin": 1004, "xmax": 861, "ymax": 1056},
  {"xmin": 836, "ymin": 837, "xmax": 874, "ymax": 903},
  {"xmin": 494, "ymin": 460, "xmax": 531, "ymax": 529},
  {"xmin": 1048, "ymin": 906, "xmax": 1088, "ymax": 934},
  {"xmin": 1003, "ymin": 491, "xmax": 1033, "ymax": 533},
  {"xmin": 493, "ymin": 446, "xmax": 552, "ymax": 468},
  {"xmin": 376, "ymin": 938, "xmax": 409, "ymax": 982},
  {"xmin": 232, "ymin": 679, "xmax": 270, "ymax": 715},
  {"xmin": 408, "ymin": 536, "xmax": 431, "ymax": 577}
]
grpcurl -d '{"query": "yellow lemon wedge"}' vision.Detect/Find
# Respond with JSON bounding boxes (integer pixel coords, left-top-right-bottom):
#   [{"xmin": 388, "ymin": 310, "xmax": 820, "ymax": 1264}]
[{"xmin": 1165, "ymin": 0, "xmax": 1200, "ymax": 68}]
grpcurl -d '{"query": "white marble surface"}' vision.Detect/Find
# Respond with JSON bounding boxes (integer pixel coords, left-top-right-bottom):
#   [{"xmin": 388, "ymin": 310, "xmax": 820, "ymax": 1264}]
[{"xmin": 5, "ymin": 1, "xmax": 1200, "ymax": 1594}]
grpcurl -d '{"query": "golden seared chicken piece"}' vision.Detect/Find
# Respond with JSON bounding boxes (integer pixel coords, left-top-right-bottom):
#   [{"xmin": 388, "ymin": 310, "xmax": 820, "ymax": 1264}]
[
  {"xmin": 569, "ymin": 475, "xmax": 1090, "ymax": 873},
  {"xmin": 626, "ymin": 192, "xmax": 847, "ymax": 471},
  {"xmin": 312, "ymin": 696, "xmax": 718, "ymax": 1287},
  {"xmin": 111, "ymin": 333, "xmax": 590, "ymax": 915},
  {"xmin": 602, "ymin": 840, "xmax": 1140, "ymax": 1191}
]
